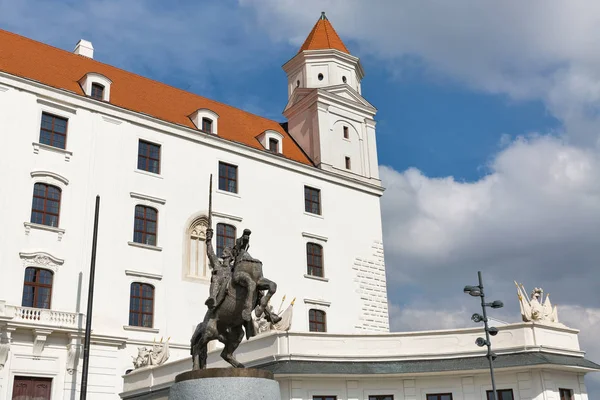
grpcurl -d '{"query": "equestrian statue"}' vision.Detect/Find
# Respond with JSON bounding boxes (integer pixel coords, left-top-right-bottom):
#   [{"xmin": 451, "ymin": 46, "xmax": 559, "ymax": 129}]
[{"xmin": 190, "ymin": 176, "xmax": 281, "ymax": 370}]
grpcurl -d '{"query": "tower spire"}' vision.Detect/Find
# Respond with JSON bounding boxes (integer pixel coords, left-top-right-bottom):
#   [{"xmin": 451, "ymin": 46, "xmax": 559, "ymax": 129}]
[{"xmin": 298, "ymin": 12, "xmax": 349, "ymax": 54}]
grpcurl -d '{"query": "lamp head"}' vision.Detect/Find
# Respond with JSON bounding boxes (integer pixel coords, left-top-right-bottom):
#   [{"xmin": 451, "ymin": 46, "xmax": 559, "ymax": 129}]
[
  {"xmin": 488, "ymin": 327, "xmax": 499, "ymax": 336},
  {"xmin": 464, "ymin": 285, "xmax": 481, "ymax": 297},
  {"xmin": 471, "ymin": 313, "xmax": 484, "ymax": 323},
  {"xmin": 475, "ymin": 337, "xmax": 488, "ymax": 347},
  {"xmin": 490, "ymin": 300, "xmax": 504, "ymax": 309}
]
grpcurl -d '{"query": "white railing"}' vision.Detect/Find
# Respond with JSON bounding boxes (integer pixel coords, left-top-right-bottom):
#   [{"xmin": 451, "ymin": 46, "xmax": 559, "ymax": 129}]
[{"xmin": 11, "ymin": 305, "xmax": 83, "ymax": 328}]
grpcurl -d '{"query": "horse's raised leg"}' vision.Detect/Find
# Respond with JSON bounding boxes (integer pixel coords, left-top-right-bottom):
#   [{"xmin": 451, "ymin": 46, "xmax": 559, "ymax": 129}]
[
  {"xmin": 233, "ymin": 272, "xmax": 256, "ymax": 321},
  {"xmin": 191, "ymin": 318, "xmax": 218, "ymax": 370},
  {"xmin": 220, "ymin": 325, "xmax": 246, "ymax": 368},
  {"xmin": 255, "ymin": 277, "xmax": 277, "ymax": 319}
]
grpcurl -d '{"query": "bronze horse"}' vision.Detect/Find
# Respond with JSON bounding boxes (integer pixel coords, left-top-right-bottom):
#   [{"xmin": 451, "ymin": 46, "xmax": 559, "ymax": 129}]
[{"xmin": 190, "ymin": 255, "xmax": 279, "ymax": 370}]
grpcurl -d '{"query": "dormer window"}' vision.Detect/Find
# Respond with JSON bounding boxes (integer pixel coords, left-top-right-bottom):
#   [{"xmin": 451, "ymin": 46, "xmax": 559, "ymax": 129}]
[
  {"xmin": 189, "ymin": 109, "xmax": 219, "ymax": 135},
  {"xmin": 256, "ymin": 130, "xmax": 284, "ymax": 154},
  {"xmin": 78, "ymin": 72, "xmax": 112, "ymax": 102},
  {"xmin": 91, "ymin": 83, "xmax": 104, "ymax": 100},
  {"xmin": 202, "ymin": 118, "xmax": 213, "ymax": 133}
]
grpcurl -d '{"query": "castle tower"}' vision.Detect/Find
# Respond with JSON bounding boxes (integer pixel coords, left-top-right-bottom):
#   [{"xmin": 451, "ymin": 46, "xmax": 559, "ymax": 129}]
[{"xmin": 283, "ymin": 12, "xmax": 380, "ymax": 181}]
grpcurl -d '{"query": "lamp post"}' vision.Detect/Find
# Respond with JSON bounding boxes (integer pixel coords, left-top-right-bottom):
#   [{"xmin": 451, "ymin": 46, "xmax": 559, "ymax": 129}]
[{"xmin": 464, "ymin": 271, "xmax": 504, "ymax": 400}]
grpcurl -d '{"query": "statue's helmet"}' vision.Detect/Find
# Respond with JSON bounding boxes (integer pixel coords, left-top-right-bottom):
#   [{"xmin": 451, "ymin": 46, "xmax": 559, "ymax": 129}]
[{"xmin": 243, "ymin": 229, "xmax": 252, "ymax": 236}]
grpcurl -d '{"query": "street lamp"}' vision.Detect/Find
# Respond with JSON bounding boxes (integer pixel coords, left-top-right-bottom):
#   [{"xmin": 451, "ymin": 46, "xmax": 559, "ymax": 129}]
[{"xmin": 464, "ymin": 271, "xmax": 503, "ymax": 400}]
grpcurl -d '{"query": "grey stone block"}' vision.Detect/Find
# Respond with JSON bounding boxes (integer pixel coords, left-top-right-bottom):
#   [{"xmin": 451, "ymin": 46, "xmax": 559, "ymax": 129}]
[{"xmin": 169, "ymin": 376, "xmax": 281, "ymax": 400}]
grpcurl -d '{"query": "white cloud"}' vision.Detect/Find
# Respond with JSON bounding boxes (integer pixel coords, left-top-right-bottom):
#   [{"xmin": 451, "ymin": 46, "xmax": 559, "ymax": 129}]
[{"xmin": 240, "ymin": 0, "xmax": 600, "ymax": 145}]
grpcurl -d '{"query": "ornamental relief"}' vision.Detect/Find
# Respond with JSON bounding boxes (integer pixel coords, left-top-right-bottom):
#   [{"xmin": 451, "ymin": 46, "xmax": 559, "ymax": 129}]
[{"xmin": 19, "ymin": 251, "xmax": 64, "ymax": 272}]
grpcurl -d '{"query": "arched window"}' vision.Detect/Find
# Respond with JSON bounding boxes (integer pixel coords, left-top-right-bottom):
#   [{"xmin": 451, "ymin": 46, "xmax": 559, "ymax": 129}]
[
  {"xmin": 31, "ymin": 183, "xmax": 61, "ymax": 227},
  {"xmin": 201, "ymin": 118, "xmax": 213, "ymax": 133},
  {"xmin": 216, "ymin": 223, "xmax": 236, "ymax": 257},
  {"xmin": 129, "ymin": 283, "xmax": 154, "ymax": 327},
  {"xmin": 22, "ymin": 267, "xmax": 53, "ymax": 309},
  {"xmin": 188, "ymin": 217, "xmax": 209, "ymax": 277},
  {"xmin": 309, "ymin": 309, "xmax": 326, "ymax": 332},
  {"xmin": 306, "ymin": 243, "xmax": 324, "ymax": 277},
  {"xmin": 133, "ymin": 205, "xmax": 158, "ymax": 246},
  {"xmin": 91, "ymin": 83, "xmax": 105, "ymax": 100},
  {"xmin": 268, "ymin": 138, "xmax": 279, "ymax": 152}
]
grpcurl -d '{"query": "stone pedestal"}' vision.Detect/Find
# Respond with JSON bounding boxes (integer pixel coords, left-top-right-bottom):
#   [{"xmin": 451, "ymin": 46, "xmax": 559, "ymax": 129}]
[{"xmin": 168, "ymin": 368, "xmax": 281, "ymax": 400}]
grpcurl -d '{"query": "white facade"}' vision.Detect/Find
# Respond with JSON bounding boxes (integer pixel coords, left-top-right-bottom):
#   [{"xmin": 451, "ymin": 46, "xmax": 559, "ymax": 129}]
[
  {"xmin": 0, "ymin": 24, "xmax": 388, "ymax": 400},
  {"xmin": 122, "ymin": 323, "xmax": 598, "ymax": 400}
]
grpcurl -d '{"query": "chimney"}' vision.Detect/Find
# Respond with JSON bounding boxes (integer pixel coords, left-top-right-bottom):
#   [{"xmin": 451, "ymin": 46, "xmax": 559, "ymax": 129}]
[{"xmin": 73, "ymin": 39, "xmax": 94, "ymax": 59}]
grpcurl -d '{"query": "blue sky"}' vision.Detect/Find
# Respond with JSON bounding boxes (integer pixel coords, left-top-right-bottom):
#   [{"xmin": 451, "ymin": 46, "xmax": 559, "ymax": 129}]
[{"xmin": 2, "ymin": 0, "xmax": 600, "ymax": 394}]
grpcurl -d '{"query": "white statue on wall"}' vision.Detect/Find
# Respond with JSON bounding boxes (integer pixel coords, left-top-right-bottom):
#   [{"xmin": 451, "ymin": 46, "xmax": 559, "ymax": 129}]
[
  {"xmin": 132, "ymin": 337, "xmax": 170, "ymax": 369},
  {"xmin": 515, "ymin": 281, "xmax": 559, "ymax": 324},
  {"xmin": 253, "ymin": 296, "xmax": 295, "ymax": 334}
]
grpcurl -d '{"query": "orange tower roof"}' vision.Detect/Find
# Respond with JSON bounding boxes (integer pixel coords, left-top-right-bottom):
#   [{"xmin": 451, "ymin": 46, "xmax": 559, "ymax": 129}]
[{"xmin": 298, "ymin": 12, "xmax": 350, "ymax": 54}]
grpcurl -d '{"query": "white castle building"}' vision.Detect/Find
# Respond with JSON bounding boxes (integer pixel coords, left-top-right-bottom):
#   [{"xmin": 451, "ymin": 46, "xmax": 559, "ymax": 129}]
[{"xmin": 0, "ymin": 12, "xmax": 597, "ymax": 400}]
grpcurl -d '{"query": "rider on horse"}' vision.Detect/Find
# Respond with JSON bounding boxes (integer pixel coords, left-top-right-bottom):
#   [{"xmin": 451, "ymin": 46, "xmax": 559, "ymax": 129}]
[{"xmin": 204, "ymin": 228, "xmax": 233, "ymax": 310}]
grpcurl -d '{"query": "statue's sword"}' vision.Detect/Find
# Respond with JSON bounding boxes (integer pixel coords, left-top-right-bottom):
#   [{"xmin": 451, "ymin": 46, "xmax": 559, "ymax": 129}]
[{"xmin": 208, "ymin": 174, "xmax": 213, "ymax": 230}]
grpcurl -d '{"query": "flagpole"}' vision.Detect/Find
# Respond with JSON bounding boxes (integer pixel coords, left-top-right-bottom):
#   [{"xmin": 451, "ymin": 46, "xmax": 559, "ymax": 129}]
[{"xmin": 80, "ymin": 195, "xmax": 100, "ymax": 400}]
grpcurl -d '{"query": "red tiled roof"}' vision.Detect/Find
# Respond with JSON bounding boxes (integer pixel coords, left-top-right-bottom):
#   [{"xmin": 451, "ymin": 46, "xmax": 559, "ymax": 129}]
[
  {"xmin": 299, "ymin": 12, "xmax": 350, "ymax": 54},
  {"xmin": 0, "ymin": 29, "xmax": 313, "ymax": 166}
]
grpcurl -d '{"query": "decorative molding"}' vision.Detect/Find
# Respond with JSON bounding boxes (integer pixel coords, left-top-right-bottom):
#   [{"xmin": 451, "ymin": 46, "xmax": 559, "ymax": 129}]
[
  {"xmin": 128, "ymin": 241, "xmax": 162, "ymax": 252},
  {"xmin": 0, "ymin": 84, "xmax": 9, "ymax": 92},
  {"xmin": 19, "ymin": 251, "xmax": 65, "ymax": 272},
  {"xmin": 101, "ymin": 115, "xmax": 123, "ymax": 125},
  {"xmin": 33, "ymin": 329, "xmax": 53, "ymax": 357},
  {"xmin": 130, "ymin": 192, "xmax": 166, "ymax": 205},
  {"xmin": 123, "ymin": 326, "xmax": 159, "ymax": 334},
  {"xmin": 303, "ymin": 274, "xmax": 329, "ymax": 282},
  {"xmin": 302, "ymin": 232, "xmax": 328, "ymax": 242},
  {"xmin": 125, "ymin": 270, "xmax": 163, "ymax": 281},
  {"xmin": 66, "ymin": 334, "xmax": 81, "ymax": 375},
  {"xmin": 36, "ymin": 97, "xmax": 77, "ymax": 114},
  {"xmin": 32, "ymin": 142, "xmax": 72, "ymax": 162},
  {"xmin": 303, "ymin": 298, "xmax": 331, "ymax": 307},
  {"xmin": 24, "ymin": 222, "xmax": 65, "ymax": 241},
  {"xmin": 30, "ymin": 170, "xmax": 69, "ymax": 186},
  {"xmin": 212, "ymin": 211, "xmax": 243, "ymax": 222}
]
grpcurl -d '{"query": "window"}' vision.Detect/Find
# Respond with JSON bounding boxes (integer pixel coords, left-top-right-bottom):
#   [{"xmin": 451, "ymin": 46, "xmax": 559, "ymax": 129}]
[
  {"xmin": 343, "ymin": 126, "xmax": 349, "ymax": 139},
  {"xmin": 133, "ymin": 205, "xmax": 158, "ymax": 246},
  {"xmin": 369, "ymin": 396, "xmax": 393, "ymax": 400},
  {"xmin": 487, "ymin": 390, "xmax": 514, "ymax": 400},
  {"xmin": 39, "ymin": 112, "xmax": 67, "ymax": 149},
  {"xmin": 318, "ymin": 73, "xmax": 324, "ymax": 81},
  {"xmin": 345, "ymin": 156, "xmax": 351, "ymax": 169},
  {"xmin": 216, "ymin": 223, "xmax": 236, "ymax": 258},
  {"xmin": 91, "ymin": 83, "xmax": 104, "ymax": 100},
  {"xmin": 426, "ymin": 394, "xmax": 453, "ymax": 400},
  {"xmin": 188, "ymin": 217, "xmax": 208, "ymax": 277},
  {"xmin": 269, "ymin": 138, "xmax": 279, "ymax": 152},
  {"xmin": 559, "ymin": 389, "xmax": 574, "ymax": 400},
  {"xmin": 313, "ymin": 397, "xmax": 336, "ymax": 400},
  {"xmin": 342, "ymin": 76, "xmax": 347, "ymax": 83},
  {"xmin": 129, "ymin": 283, "xmax": 154, "ymax": 327},
  {"xmin": 137, "ymin": 140, "xmax": 161, "ymax": 174},
  {"xmin": 307, "ymin": 243, "xmax": 324, "ymax": 277},
  {"xmin": 202, "ymin": 118, "xmax": 213, "ymax": 133},
  {"xmin": 22, "ymin": 267, "xmax": 53, "ymax": 309},
  {"xmin": 31, "ymin": 183, "xmax": 61, "ymax": 227},
  {"xmin": 309, "ymin": 309, "xmax": 326, "ymax": 332},
  {"xmin": 304, "ymin": 186, "xmax": 321, "ymax": 215},
  {"xmin": 218, "ymin": 162, "xmax": 238, "ymax": 193}
]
